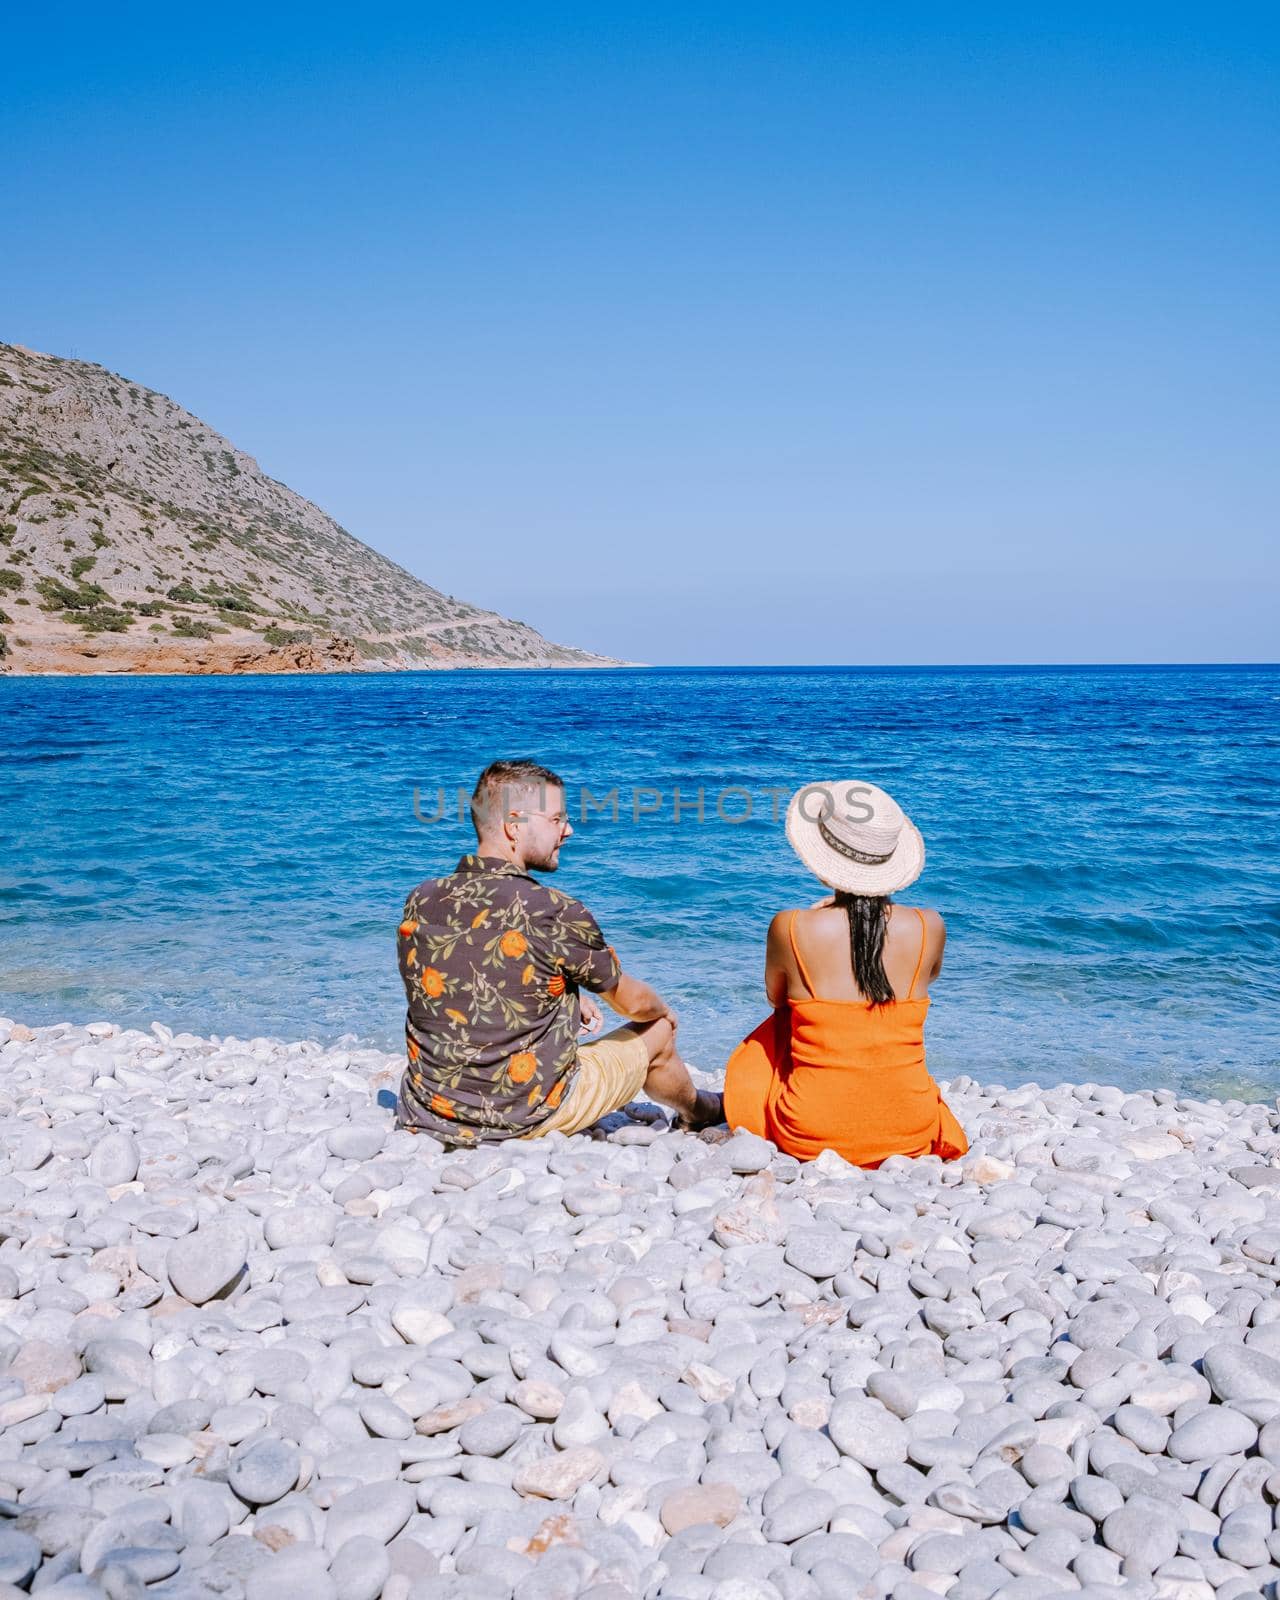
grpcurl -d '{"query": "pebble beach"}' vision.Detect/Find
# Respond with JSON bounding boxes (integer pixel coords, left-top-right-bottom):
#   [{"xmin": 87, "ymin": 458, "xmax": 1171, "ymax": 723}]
[{"xmin": 5, "ymin": 1017, "xmax": 1280, "ymax": 1600}]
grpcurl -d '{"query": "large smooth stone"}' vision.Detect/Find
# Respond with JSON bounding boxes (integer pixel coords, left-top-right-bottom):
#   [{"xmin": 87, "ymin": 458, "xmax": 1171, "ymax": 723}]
[
  {"xmin": 0, "ymin": 1529, "xmax": 41, "ymax": 1588},
  {"xmin": 762, "ymin": 1488, "xmax": 836, "ymax": 1543},
  {"xmin": 327, "ymin": 1124, "xmax": 387, "ymax": 1161},
  {"xmin": 323, "ymin": 1481, "xmax": 415, "ymax": 1552},
  {"xmin": 722, "ymin": 1132, "xmax": 774, "ymax": 1173},
  {"xmin": 783, "ymin": 1228, "xmax": 857, "ymax": 1280},
  {"xmin": 328, "ymin": 1535, "xmax": 392, "ymax": 1600},
  {"xmin": 1100, "ymin": 1500, "xmax": 1179, "ymax": 1572},
  {"xmin": 263, "ymin": 1205, "xmax": 336, "ymax": 1250},
  {"xmin": 1203, "ymin": 1345, "xmax": 1280, "ymax": 1406},
  {"xmin": 245, "ymin": 1547, "xmax": 337, "ymax": 1600},
  {"xmin": 88, "ymin": 1133, "xmax": 141, "ymax": 1187},
  {"xmin": 9, "ymin": 1340, "xmax": 81, "ymax": 1394},
  {"xmin": 166, "ymin": 1222, "xmax": 248, "ymax": 1304},
  {"xmin": 228, "ymin": 1438, "xmax": 301, "ymax": 1505},
  {"xmin": 512, "ymin": 1446, "xmax": 604, "ymax": 1499},
  {"xmin": 458, "ymin": 1406, "xmax": 524, "ymax": 1458},
  {"xmin": 1168, "ymin": 1406, "xmax": 1257, "ymax": 1462},
  {"xmin": 827, "ymin": 1397, "xmax": 908, "ymax": 1469},
  {"xmin": 660, "ymin": 1483, "xmax": 741, "ymax": 1537}
]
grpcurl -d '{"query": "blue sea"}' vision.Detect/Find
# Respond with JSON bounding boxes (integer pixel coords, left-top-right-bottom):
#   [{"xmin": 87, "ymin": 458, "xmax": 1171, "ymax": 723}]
[{"xmin": 3, "ymin": 666, "xmax": 1278, "ymax": 1100}]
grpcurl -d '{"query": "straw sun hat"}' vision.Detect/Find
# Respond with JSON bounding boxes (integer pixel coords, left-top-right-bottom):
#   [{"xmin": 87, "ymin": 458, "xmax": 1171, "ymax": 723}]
[{"xmin": 784, "ymin": 780, "xmax": 925, "ymax": 897}]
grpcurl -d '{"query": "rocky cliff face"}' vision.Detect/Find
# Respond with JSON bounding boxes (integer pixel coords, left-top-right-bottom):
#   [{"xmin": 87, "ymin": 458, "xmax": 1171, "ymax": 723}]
[{"xmin": 0, "ymin": 344, "xmax": 616, "ymax": 674}]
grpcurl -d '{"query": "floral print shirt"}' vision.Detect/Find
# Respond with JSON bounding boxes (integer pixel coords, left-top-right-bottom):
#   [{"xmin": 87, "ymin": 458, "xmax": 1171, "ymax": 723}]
[{"xmin": 397, "ymin": 853, "xmax": 622, "ymax": 1143}]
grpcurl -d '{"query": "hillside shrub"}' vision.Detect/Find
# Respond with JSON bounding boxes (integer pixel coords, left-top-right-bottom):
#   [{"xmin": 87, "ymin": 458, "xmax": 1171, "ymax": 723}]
[
  {"xmin": 37, "ymin": 576, "xmax": 114, "ymax": 611},
  {"xmin": 64, "ymin": 606, "xmax": 131, "ymax": 633}
]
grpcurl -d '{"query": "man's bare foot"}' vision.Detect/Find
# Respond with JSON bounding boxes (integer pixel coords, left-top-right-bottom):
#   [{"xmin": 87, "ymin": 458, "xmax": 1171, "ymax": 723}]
[{"xmin": 674, "ymin": 1090, "xmax": 724, "ymax": 1132}]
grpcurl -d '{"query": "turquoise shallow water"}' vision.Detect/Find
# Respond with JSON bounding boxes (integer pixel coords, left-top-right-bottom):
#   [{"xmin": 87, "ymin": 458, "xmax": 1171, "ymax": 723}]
[{"xmin": 2, "ymin": 665, "xmax": 1278, "ymax": 1099}]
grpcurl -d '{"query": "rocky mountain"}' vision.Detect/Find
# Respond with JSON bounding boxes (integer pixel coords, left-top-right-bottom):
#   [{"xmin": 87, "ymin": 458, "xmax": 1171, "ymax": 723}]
[{"xmin": 0, "ymin": 344, "xmax": 616, "ymax": 674}]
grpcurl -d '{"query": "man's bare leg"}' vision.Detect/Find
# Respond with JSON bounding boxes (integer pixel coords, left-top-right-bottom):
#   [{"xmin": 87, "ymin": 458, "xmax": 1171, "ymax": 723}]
[{"xmin": 631, "ymin": 1017, "xmax": 723, "ymax": 1129}]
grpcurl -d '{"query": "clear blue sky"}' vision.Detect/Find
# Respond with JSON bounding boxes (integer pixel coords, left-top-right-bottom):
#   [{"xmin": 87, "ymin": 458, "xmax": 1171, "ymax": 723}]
[{"xmin": 3, "ymin": 4, "xmax": 1276, "ymax": 664}]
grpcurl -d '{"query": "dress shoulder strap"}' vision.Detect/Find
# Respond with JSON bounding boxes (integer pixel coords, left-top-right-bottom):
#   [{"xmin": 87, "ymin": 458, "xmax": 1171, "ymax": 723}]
[
  {"xmin": 905, "ymin": 907, "xmax": 929, "ymax": 1000},
  {"xmin": 787, "ymin": 911, "xmax": 819, "ymax": 999}
]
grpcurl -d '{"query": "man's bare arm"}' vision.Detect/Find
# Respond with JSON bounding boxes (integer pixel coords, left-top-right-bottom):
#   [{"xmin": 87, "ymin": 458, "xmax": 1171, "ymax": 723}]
[{"xmin": 600, "ymin": 971, "xmax": 676, "ymax": 1025}]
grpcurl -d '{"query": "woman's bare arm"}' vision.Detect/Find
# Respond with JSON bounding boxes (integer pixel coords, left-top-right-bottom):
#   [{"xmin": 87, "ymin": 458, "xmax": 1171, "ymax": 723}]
[
  {"xmin": 765, "ymin": 912, "xmax": 791, "ymax": 1007},
  {"xmin": 930, "ymin": 911, "xmax": 947, "ymax": 980}
]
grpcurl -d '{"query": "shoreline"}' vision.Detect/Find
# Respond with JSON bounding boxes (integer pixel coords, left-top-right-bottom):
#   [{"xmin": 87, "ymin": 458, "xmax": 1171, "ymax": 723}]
[{"xmin": 4, "ymin": 1016, "xmax": 1280, "ymax": 1597}]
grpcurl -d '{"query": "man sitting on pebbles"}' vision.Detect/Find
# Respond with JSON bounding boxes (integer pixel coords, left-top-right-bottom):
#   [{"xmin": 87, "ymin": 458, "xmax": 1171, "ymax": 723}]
[{"xmin": 396, "ymin": 758, "xmax": 722, "ymax": 1145}]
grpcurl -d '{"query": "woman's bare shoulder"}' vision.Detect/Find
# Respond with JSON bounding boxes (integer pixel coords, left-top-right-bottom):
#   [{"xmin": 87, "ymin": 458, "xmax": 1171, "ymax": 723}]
[
  {"xmin": 792, "ymin": 896, "xmax": 838, "ymax": 916},
  {"xmin": 893, "ymin": 904, "xmax": 946, "ymax": 938},
  {"xmin": 767, "ymin": 903, "xmax": 833, "ymax": 935}
]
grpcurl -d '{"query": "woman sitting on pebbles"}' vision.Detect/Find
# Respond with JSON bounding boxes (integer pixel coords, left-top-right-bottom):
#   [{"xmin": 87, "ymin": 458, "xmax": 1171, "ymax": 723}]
[{"xmin": 723, "ymin": 779, "xmax": 967, "ymax": 1168}]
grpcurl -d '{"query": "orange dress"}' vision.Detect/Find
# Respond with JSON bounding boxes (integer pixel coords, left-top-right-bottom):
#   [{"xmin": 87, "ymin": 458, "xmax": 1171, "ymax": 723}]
[{"xmin": 723, "ymin": 907, "xmax": 968, "ymax": 1168}]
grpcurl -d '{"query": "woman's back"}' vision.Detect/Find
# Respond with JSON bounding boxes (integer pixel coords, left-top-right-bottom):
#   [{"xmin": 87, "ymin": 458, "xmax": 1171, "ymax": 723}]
[{"xmin": 777, "ymin": 902, "xmax": 939, "ymax": 1005}]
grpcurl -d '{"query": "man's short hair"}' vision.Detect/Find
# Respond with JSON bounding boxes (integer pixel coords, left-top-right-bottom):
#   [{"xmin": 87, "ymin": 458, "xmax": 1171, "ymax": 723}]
[{"xmin": 471, "ymin": 759, "xmax": 565, "ymax": 836}]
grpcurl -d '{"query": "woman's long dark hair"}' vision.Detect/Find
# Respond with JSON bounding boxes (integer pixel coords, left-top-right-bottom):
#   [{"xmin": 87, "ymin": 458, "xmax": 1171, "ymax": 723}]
[{"xmin": 832, "ymin": 891, "xmax": 894, "ymax": 1007}]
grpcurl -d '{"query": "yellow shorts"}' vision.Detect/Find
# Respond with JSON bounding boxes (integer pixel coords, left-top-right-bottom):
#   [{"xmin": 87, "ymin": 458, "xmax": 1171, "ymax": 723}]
[{"xmin": 525, "ymin": 1024, "xmax": 651, "ymax": 1138}]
